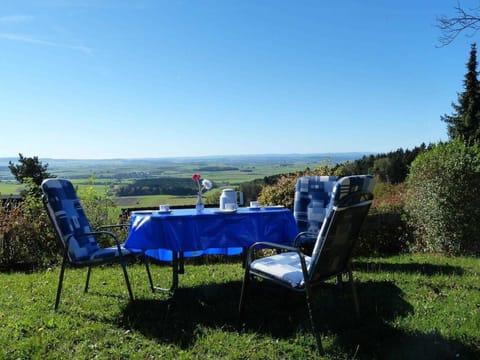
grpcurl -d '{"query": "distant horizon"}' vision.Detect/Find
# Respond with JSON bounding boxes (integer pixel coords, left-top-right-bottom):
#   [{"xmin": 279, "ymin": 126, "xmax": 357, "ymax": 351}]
[{"xmin": 1, "ymin": 151, "xmax": 378, "ymax": 162}]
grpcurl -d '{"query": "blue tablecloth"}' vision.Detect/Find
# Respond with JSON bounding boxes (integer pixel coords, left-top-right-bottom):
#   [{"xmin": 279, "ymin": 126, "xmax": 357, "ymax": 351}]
[{"xmin": 124, "ymin": 207, "xmax": 298, "ymax": 261}]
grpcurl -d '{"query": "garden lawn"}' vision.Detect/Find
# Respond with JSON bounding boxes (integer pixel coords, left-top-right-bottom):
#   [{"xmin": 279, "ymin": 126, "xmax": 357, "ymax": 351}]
[{"xmin": 0, "ymin": 254, "xmax": 478, "ymax": 359}]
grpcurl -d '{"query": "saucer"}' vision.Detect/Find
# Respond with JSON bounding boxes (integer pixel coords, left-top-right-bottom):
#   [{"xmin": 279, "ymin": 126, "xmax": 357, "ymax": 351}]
[
  {"xmin": 263, "ymin": 205, "xmax": 285, "ymax": 210},
  {"xmin": 214, "ymin": 208, "xmax": 237, "ymax": 214}
]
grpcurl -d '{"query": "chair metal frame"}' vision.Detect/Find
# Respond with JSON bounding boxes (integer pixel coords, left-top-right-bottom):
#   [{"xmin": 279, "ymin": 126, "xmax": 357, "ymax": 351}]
[
  {"xmin": 42, "ymin": 179, "xmax": 154, "ymax": 310},
  {"xmin": 238, "ymin": 178, "xmax": 374, "ymax": 354}
]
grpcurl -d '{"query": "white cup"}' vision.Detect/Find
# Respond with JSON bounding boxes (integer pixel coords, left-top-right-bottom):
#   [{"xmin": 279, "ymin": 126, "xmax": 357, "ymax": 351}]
[
  {"xmin": 225, "ymin": 203, "xmax": 236, "ymax": 210},
  {"xmin": 159, "ymin": 204, "xmax": 170, "ymax": 212},
  {"xmin": 250, "ymin": 201, "xmax": 260, "ymax": 208}
]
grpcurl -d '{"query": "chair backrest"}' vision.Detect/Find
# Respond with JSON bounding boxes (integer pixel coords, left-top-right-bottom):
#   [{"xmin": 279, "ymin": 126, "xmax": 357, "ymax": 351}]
[
  {"xmin": 293, "ymin": 176, "xmax": 337, "ymax": 234},
  {"xmin": 308, "ymin": 175, "xmax": 375, "ymax": 282},
  {"xmin": 42, "ymin": 178, "xmax": 99, "ymax": 262}
]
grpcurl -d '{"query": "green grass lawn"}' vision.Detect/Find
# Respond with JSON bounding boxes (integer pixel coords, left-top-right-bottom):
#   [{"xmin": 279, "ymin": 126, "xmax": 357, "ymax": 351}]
[{"xmin": 0, "ymin": 254, "xmax": 478, "ymax": 359}]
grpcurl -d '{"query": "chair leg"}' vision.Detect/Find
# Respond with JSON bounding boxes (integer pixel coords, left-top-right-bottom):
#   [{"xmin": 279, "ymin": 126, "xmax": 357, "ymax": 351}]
[
  {"xmin": 55, "ymin": 258, "xmax": 67, "ymax": 311},
  {"xmin": 171, "ymin": 253, "xmax": 179, "ymax": 293},
  {"xmin": 336, "ymin": 273, "xmax": 344, "ymax": 289},
  {"xmin": 238, "ymin": 267, "xmax": 251, "ymax": 330},
  {"xmin": 144, "ymin": 256, "xmax": 155, "ymax": 292},
  {"xmin": 304, "ymin": 282, "xmax": 324, "ymax": 355},
  {"xmin": 348, "ymin": 269, "xmax": 360, "ymax": 319},
  {"xmin": 84, "ymin": 266, "xmax": 92, "ymax": 293},
  {"xmin": 120, "ymin": 261, "xmax": 134, "ymax": 301}
]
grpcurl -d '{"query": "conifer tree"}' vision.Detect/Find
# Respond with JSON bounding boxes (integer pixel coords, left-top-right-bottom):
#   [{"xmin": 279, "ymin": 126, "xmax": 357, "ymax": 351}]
[
  {"xmin": 8, "ymin": 153, "xmax": 53, "ymax": 186},
  {"xmin": 442, "ymin": 43, "xmax": 480, "ymax": 145}
]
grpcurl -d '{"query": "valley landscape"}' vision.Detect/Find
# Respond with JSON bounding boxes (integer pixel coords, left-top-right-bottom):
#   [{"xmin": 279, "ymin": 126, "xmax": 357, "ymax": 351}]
[{"xmin": 0, "ymin": 153, "xmax": 368, "ymax": 207}]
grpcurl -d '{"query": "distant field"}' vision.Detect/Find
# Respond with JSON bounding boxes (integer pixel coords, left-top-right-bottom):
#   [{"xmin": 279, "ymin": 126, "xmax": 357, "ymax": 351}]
[
  {"xmin": 0, "ymin": 181, "xmax": 110, "ymax": 196},
  {"xmin": 0, "ymin": 182, "xmax": 23, "ymax": 196},
  {"xmin": 115, "ymin": 194, "xmax": 195, "ymax": 208},
  {"xmin": 1, "ymin": 154, "xmax": 367, "ymax": 208}
]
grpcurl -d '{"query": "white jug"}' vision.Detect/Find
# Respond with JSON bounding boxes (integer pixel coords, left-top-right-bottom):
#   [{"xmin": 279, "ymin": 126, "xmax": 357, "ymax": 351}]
[{"xmin": 220, "ymin": 189, "xmax": 242, "ymax": 209}]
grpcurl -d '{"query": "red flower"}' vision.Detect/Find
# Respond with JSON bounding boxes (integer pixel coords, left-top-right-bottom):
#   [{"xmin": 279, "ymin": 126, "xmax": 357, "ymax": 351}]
[{"xmin": 192, "ymin": 173, "xmax": 201, "ymax": 182}]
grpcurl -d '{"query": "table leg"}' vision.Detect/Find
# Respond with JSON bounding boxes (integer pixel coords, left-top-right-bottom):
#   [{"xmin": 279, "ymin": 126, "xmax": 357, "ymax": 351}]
[
  {"xmin": 179, "ymin": 251, "xmax": 185, "ymax": 274},
  {"xmin": 150, "ymin": 251, "xmax": 178, "ymax": 298}
]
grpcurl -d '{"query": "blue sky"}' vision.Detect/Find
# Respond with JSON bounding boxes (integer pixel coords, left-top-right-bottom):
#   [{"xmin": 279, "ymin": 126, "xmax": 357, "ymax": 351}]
[{"xmin": 0, "ymin": 0, "xmax": 476, "ymax": 159}]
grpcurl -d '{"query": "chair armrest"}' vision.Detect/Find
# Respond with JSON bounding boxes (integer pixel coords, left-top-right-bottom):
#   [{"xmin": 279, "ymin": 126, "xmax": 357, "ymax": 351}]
[
  {"xmin": 96, "ymin": 224, "xmax": 130, "ymax": 231},
  {"xmin": 249, "ymin": 241, "xmax": 300, "ymax": 253},
  {"xmin": 65, "ymin": 230, "xmax": 123, "ymax": 251},
  {"xmin": 246, "ymin": 241, "xmax": 305, "ymax": 268},
  {"xmin": 246, "ymin": 241, "xmax": 310, "ymax": 281},
  {"xmin": 294, "ymin": 231, "xmax": 317, "ymax": 247}
]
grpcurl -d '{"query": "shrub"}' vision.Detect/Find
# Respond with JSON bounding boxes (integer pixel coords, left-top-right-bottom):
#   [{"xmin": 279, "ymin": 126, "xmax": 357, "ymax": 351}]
[
  {"xmin": 405, "ymin": 140, "xmax": 480, "ymax": 255},
  {"xmin": 356, "ymin": 182, "xmax": 410, "ymax": 256},
  {"xmin": 258, "ymin": 165, "xmax": 335, "ymax": 209},
  {"xmin": 77, "ymin": 180, "xmax": 120, "ymax": 229},
  {"xmin": 0, "ymin": 178, "xmax": 123, "ymax": 270},
  {"xmin": 0, "ymin": 180, "xmax": 58, "ymax": 270},
  {"xmin": 239, "ymin": 180, "xmax": 264, "ymax": 204},
  {"xmin": 258, "ymin": 175, "xmax": 297, "ymax": 209},
  {"xmin": 204, "ymin": 188, "xmax": 222, "ymax": 205},
  {"xmin": 76, "ymin": 179, "xmax": 124, "ymax": 248}
]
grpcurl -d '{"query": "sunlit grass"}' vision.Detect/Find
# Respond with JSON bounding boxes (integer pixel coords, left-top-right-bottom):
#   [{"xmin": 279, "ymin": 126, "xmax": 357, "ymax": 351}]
[{"xmin": 0, "ymin": 254, "xmax": 478, "ymax": 359}]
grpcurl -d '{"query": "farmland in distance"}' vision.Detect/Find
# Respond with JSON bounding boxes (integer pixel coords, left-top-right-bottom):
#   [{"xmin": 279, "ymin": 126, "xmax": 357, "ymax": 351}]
[{"xmin": 0, "ymin": 153, "xmax": 368, "ymax": 207}]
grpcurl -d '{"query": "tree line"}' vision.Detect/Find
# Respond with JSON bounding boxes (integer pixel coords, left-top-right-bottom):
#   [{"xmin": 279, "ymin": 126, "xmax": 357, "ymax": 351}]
[{"xmin": 115, "ymin": 177, "xmax": 207, "ymax": 196}]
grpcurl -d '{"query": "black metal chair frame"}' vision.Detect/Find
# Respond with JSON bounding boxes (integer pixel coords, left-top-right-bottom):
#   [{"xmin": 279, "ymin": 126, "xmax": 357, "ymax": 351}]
[
  {"xmin": 42, "ymin": 192, "xmax": 155, "ymax": 311},
  {"xmin": 238, "ymin": 190, "xmax": 373, "ymax": 354}
]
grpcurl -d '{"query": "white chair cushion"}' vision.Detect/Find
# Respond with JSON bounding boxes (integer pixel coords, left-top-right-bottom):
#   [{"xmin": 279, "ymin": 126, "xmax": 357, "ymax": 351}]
[{"xmin": 250, "ymin": 252, "xmax": 312, "ymax": 288}]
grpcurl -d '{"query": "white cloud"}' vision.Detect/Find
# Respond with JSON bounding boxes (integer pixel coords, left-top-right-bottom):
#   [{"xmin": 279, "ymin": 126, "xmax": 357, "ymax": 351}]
[
  {"xmin": 0, "ymin": 15, "xmax": 34, "ymax": 24},
  {"xmin": 0, "ymin": 32, "xmax": 93, "ymax": 54}
]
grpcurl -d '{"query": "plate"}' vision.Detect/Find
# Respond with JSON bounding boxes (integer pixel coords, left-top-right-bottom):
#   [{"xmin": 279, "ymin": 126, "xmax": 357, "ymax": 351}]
[
  {"xmin": 263, "ymin": 205, "xmax": 285, "ymax": 210},
  {"xmin": 214, "ymin": 208, "xmax": 237, "ymax": 214},
  {"xmin": 131, "ymin": 210, "xmax": 154, "ymax": 214},
  {"xmin": 248, "ymin": 206, "xmax": 262, "ymax": 210}
]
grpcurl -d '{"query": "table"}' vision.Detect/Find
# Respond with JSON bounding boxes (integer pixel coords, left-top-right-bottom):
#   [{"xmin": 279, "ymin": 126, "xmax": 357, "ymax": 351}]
[
  {"xmin": 125, "ymin": 207, "xmax": 298, "ymax": 259},
  {"xmin": 124, "ymin": 207, "xmax": 298, "ymax": 294}
]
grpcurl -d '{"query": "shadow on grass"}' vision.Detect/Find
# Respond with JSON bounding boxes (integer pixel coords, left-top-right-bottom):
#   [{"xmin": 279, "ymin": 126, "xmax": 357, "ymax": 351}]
[
  {"xmin": 120, "ymin": 279, "xmax": 478, "ymax": 358},
  {"xmin": 353, "ymin": 260, "xmax": 464, "ymax": 276}
]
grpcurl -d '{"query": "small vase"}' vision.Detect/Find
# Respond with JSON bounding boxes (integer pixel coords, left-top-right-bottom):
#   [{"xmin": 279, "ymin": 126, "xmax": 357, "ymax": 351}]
[{"xmin": 195, "ymin": 193, "xmax": 204, "ymax": 212}]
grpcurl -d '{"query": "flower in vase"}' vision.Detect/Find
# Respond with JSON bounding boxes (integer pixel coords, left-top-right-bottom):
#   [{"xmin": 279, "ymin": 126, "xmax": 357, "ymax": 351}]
[{"xmin": 192, "ymin": 173, "xmax": 212, "ymax": 195}]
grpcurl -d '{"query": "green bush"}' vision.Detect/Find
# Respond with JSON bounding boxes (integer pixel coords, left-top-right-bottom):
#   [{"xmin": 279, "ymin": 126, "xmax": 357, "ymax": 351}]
[
  {"xmin": 356, "ymin": 182, "xmax": 410, "ymax": 256},
  {"xmin": 0, "ymin": 180, "xmax": 58, "ymax": 270},
  {"xmin": 405, "ymin": 140, "xmax": 480, "ymax": 255},
  {"xmin": 76, "ymin": 181, "xmax": 120, "ymax": 228},
  {"xmin": 76, "ymin": 180, "xmax": 124, "ymax": 248},
  {"xmin": 0, "ymin": 179, "xmax": 123, "ymax": 270},
  {"xmin": 258, "ymin": 175, "xmax": 297, "ymax": 209}
]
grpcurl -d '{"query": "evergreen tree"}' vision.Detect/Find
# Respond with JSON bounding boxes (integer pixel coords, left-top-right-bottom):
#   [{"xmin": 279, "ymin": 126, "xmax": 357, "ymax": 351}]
[
  {"xmin": 442, "ymin": 43, "xmax": 480, "ymax": 145},
  {"xmin": 8, "ymin": 153, "xmax": 54, "ymax": 186}
]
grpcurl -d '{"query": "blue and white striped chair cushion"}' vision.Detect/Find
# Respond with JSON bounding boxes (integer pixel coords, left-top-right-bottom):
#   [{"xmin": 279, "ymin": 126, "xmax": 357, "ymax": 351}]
[
  {"xmin": 42, "ymin": 179, "xmax": 102, "ymax": 261},
  {"xmin": 293, "ymin": 176, "xmax": 337, "ymax": 234},
  {"xmin": 251, "ymin": 252, "xmax": 312, "ymax": 288},
  {"xmin": 43, "ymin": 179, "xmax": 135, "ymax": 262}
]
